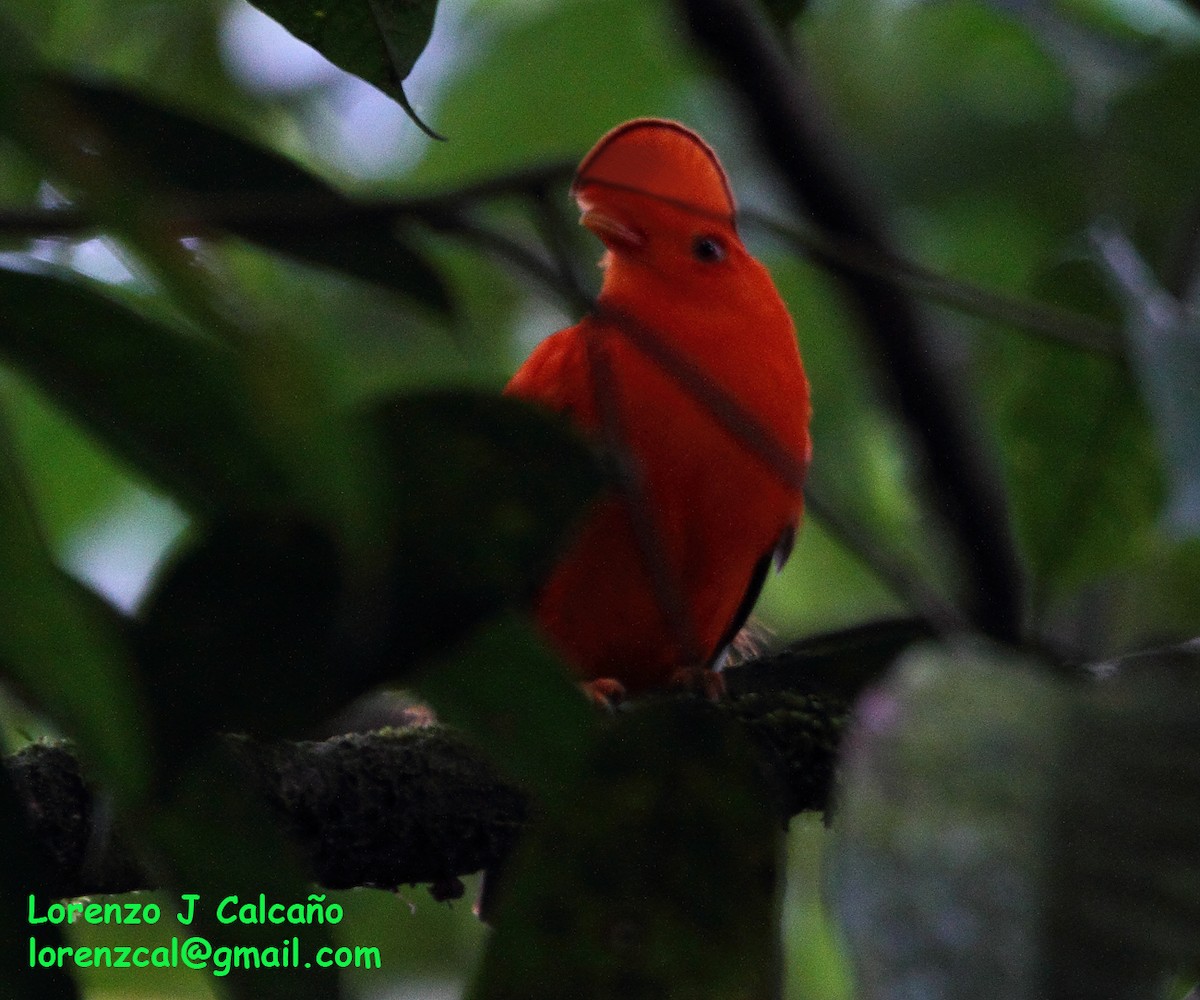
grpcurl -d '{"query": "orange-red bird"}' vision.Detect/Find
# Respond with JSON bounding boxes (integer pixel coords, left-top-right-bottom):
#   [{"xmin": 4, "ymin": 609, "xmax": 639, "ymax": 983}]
[{"xmin": 505, "ymin": 119, "xmax": 811, "ymax": 699}]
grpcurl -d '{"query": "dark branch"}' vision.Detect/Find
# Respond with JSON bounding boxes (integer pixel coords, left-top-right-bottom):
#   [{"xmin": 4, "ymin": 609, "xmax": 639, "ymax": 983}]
[
  {"xmin": 7, "ymin": 650, "xmax": 857, "ymax": 900},
  {"xmin": 0, "ymin": 162, "xmax": 578, "ymax": 241},
  {"xmin": 744, "ymin": 211, "xmax": 1123, "ymax": 359},
  {"xmin": 422, "ymin": 208, "xmax": 593, "ymax": 315},
  {"xmin": 0, "ymin": 172, "xmax": 1123, "ymax": 357},
  {"xmin": 678, "ymin": 0, "xmax": 1026, "ymax": 643},
  {"xmin": 803, "ymin": 487, "xmax": 966, "ymax": 632}
]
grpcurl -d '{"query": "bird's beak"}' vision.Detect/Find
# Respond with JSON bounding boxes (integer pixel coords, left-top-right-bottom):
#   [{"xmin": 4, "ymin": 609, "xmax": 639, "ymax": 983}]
[{"xmin": 580, "ymin": 208, "xmax": 645, "ymax": 251}]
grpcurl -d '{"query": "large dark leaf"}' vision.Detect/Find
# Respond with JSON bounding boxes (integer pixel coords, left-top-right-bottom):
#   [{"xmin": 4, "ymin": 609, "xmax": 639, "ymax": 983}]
[
  {"xmin": 134, "ymin": 392, "xmax": 601, "ymax": 765},
  {"xmin": 417, "ymin": 615, "xmax": 596, "ymax": 799},
  {"xmin": 61, "ymin": 80, "xmax": 451, "ymax": 313},
  {"xmin": 372, "ymin": 391, "xmax": 603, "ymax": 635},
  {"xmin": 0, "ymin": 266, "xmax": 285, "ymax": 514},
  {"xmin": 144, "ymin": 742, "xmax": 341, "ymax": 1000},
  {"xmin": 0, "ymin": 408, "xmax": 149, "ymax": 801},
  {"xmin": 134, "ymin": 516, "xmax": 343, "ymax": 767},
  {"xmin": 248, "ymin": 0, "xmax": 442, "ymax": 138},
  {"xmin": 472, "ymin": 699, "xmax": 782, "ymax": 1000},
  {"xmin": 831, "ymin": 641, "xmax": 1200, "ymax": 1000}
]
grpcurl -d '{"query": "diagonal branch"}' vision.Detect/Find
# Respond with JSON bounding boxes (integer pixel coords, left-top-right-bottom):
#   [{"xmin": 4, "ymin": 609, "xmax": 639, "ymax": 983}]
[
  {"xmin": 744, "ymin": 210, "xmax": 1122, "ymax": 358},
  {"xmin": 599, "ymin": 304, "xmax": 808, "ymax": 492},
  {"xmin": 586, "ymin": 328, "xmax": 705, "ymax": 664},
  {"xmin": 678, "ymin": 0, "xmax": 1026, "ymax": 643},
  {"xmin": 802, "ymin": 487, "xmax": 966, "ymax": 631}
]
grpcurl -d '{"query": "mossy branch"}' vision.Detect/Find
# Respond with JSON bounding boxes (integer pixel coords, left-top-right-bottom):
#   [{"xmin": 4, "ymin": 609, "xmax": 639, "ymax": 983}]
[{"xmin": 6, "ymin": 649, "xmax": 857, "ymax": 900}]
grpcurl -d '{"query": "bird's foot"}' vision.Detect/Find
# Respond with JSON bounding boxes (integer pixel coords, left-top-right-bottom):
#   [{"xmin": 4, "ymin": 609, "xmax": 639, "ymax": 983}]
[
  {"xmin": 668, "ymin": 666, "xmax": 726, "ymax": 701},
  {"xmin": 583, "ymin": 677, "xmax": 627, "ymax": 709}
]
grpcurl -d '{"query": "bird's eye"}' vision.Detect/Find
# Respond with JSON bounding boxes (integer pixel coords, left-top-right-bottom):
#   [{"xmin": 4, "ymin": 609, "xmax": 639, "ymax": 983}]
[{"xmin": 691, "ymin": 235, "xmax": 727, "ymax": 263}]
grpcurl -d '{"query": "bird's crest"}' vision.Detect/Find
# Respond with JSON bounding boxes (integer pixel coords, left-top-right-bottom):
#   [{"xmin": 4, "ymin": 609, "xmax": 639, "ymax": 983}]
[{"xmin": 571, "ymin": 118, "xmax": 737, "ymax": 227}]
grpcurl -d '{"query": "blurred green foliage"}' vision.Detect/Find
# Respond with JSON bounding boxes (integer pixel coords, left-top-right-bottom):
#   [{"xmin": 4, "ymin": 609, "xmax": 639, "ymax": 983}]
[{"xmin": 1, "ymin": 0, "xmax": 1199, "ymax": 997}]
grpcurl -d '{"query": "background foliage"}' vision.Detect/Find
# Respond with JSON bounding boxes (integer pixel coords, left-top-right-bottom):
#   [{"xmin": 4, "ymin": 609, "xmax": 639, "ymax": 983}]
[{"xmin": 1, "ymin": 0, "xmax": 1199, "ymax": 998}]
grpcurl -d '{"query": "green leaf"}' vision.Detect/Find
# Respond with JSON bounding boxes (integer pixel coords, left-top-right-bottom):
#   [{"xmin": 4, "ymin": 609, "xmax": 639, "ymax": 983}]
[
  {"xmin": 145, "ymin": 742, "xmax": 340, "ymax": 1000},
  {"xmin": 0, "ymin": 407, "xmax": 149, "ymax": 801},
  {"xmin": 0, "ymin": 266, "xmax": 287, "ymax": 515},
  {"xmin": 134, "ymin": 392, "xmax": 601, "ymax": 765},
  {"xmin": 371, "ymin": 392, "xmax": 603, "ymax": 627},
  {"xmin": 0, "ymin": 372, "xmax": 135, "ymax": 551},
  {"xmin": 975, "ymin": 256, "xmax": 1173, "ymax": 612},
  {"xmin": 247, "ymin": 0, "xmax": 443, "ymax": 138},
  {"xmin": 472, "ymin": 699, "xmax": 782, "ymax": 1000},
  {"xmin": 61, "ymin": 81, "xmax": 451, "ymax": 314},
  {"xmin": 831, "ymin": 641, "xmax": 1200, "ymax": 1000},
  {"xmin": 418, "ymin": 615, "xmax": 596, "ymax": 798},
  {"xmin": 980, "ymin": 329, "xmax": 1163, "ymax": 607}
]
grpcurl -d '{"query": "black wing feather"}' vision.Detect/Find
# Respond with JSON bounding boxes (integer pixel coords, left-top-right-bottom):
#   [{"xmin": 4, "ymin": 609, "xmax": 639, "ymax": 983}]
[{"xmin": 708, "ymin": 525, "xmax": 796, "ymax": 665}]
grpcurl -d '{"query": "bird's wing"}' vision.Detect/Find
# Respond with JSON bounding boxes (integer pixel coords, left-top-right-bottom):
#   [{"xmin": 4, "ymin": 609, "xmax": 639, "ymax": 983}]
[
  {"xmin": 710, "ymin": 524, "xmax": 797, "ymax": 666},
  {"xmin": 504, "ymin": 326, "xmax": 595, "ymax": 423}
]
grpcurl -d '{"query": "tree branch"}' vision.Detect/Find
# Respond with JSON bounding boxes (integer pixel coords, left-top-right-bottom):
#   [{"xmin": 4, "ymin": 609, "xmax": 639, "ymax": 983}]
[
  {"xmin": 803, "ymin": 487, "xmax": 966, "ymax": 632},
  {"xmin": 744, "ymin": 210, "xmax": 1123, "ymax": 358},
  {"xmin": 0, "ymin": 162, "xmax": 577, "ymax": 241},
  {"xmin": 0, "ymin": 173, "xmax": 1125, "ymax": 356},
  {"xmin": 678, "ymin": 0, "xmax": 1026, "ymax": 643},
  {"xmin": 7, "ymin": 645, "xmax": 858, "ymax": 900}
]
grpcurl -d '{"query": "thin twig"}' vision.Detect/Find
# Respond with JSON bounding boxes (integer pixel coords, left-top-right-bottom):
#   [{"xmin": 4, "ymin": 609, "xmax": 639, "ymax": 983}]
[
  {"xmin": 598, "ymin": 304, "xmax": 808, "ymax": 492},
  {"xmin": 802, "ymin": 486, "xmax": 966, "ymax": 632},
  {"xmin": 586, "ymin": 331, "xmax": 704, "ymax": 664},
  {"xmin": 422, "ymin": 208, "xmax": 592, "ymax": 315},
  {"xmin": 530, "ymin": 186, "xmax": 594, "ymax": 309},
  {"xmin": 745, "ymin": 210, "xmax": 1122, "ymax": 358}
]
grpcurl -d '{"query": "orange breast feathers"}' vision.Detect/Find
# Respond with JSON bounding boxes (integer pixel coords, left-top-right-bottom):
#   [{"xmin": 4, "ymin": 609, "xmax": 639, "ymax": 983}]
[{"xmin": 504, "ymin": 118, "xmax": 811, "ymax": 698}]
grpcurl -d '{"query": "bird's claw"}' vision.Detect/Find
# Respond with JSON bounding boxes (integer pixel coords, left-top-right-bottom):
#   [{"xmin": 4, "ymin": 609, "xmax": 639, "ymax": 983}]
[{"xmin": 583, "ymin": 677, "xmax": 627, "ymax": 709}]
